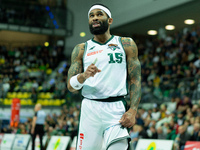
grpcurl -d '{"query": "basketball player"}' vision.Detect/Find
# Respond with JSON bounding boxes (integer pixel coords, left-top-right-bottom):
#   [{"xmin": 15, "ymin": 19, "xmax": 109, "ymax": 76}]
[{"xmin": 67, "ymin": 3, "xmax": 141, "ymax": 150}]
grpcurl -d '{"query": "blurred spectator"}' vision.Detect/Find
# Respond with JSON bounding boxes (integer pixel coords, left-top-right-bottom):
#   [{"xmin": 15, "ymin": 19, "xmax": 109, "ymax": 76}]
[
  {"xmin": 141, "ymin": 81, "xmax": 153, "ymax": 102},
  {"xmin": 138, "ymin": 125, "xmax": 148, "ymax": 139},
  {"xmin": 192, "ymin": 104, "xmax": 199, "ymax": 117},
  {"xmin": 41, "ymin": 81, "xmax": 51, "ymax": 92},
  {"xmin": 55, "ymin": 124, "xmax": 66, "ymax": 136},
  {"xmin": 175, "ymin": 125, "xmax": 191, "ymax": 150},
  {"xmin": 156, "ymin": 126, "xmax": 167, "ymax": 139},
  {"xmin": 167, "ymin": 97, "xmax": 177, "ymax": 113},
  {"xmin": 139, "ymin": 108, "xmax": 148, "ymax": 120},
  {"xmin": 175, "ymin": 97, "xmax": 182, "ymax": 110},
  {"xmin": 2, "ymin": 81, "xmax": 10, "ymax": 97},
  {"xmin": 190, "ymin": 123, "xmax": 200, "ymax": 141},
  {"xmin": 178, "ymin": 96, "xmax": 193, "ymax": 114},
  {"xmin": 160, "ymin": 104, "xmax": 168, "ymax": 119},
  {"xmin": 156, "ymin": 111, "xmax": 172, "ymax": 129},
  {"xmin": 151, "ymin": 107, "xmax": 161, "ymax": 121},
  {"xmin": 32, "ymin": 80, "xmax": 39, "ymax": 90},
  {"xmin": 184, "ymin": 119, "xmax": 194, "ymax": 135},
  {"xmin": 130, "ymin": 125, "xmax": 139, "ymax": 149},
  {"xmin": 135, "ymin": 113, "xmax": 144, "ymax": 126},
  {"xmin": 147, "ymin": 126, "xmax": 158, "ymax": 139},
  {"xmin": 47, "ymin": 126, "xmax": 57, "ymax": 137},
  {"xmin": 46, "ymin": 115, "xmax": 56, "ymax": 128},
  {"xmin": 166, "ymin": 126, "xmax": 176, "ymax": 140},
  {"xmin": 31, "ymin": 88, "xmax": 38, "ymax": 104},
  {"xmin": 177, "ymin": 111, "xmax": 185, "ymax": 126},
  {"xmin": 16, "ymin": 123, "xmax": 27, "ymax": 134}
]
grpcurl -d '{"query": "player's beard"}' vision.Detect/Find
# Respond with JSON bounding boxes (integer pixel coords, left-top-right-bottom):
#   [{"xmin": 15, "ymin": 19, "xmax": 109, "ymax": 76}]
[{"xmin": 89, "ymin": 19, "xmax": 109, "ymax": 35}]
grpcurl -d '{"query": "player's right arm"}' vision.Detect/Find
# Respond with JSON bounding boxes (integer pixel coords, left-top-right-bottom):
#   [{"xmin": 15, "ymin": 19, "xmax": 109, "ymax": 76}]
[
  {"xmin": 67, "ymin": 43, "xmax": 85, "ymax": 92},
  {"xmin": 67, "ymin": 43, "xmax": 101, "ymax": 92}
]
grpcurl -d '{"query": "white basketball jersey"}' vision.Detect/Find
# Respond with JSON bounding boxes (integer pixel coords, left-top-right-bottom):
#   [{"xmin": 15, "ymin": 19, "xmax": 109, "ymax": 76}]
[{"xmin": 82, "ymin": 35, "xmax": 128, "ymax": 100}]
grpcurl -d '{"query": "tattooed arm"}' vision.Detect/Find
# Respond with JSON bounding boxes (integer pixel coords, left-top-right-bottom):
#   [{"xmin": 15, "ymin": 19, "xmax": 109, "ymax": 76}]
[
  {"xmin": 67, "ymin": 43, "xmax": 101, "ymax": 92},
  {"xmin": 123, "ymin": 37, "xmax": 141, "ymax": 111},
  {"xmin": 119, "ymin": 37, "xmax": 141, "ymax": 128},
  {"xmin": 67, "ymin": 43, "xmax": 85, "ymax": 92}
]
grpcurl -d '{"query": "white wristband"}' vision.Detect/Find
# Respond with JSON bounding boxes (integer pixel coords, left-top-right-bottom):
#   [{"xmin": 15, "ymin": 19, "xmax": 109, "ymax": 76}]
[{"xmin": 70, "ymin": 74, "xmax": 84, "ymax": 90}]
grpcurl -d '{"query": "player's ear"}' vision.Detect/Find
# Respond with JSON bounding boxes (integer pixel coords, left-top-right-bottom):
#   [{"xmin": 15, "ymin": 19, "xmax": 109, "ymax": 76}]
[{"xmin": 108, "ymin": 18, "xmax": 113, "ymax": 25}]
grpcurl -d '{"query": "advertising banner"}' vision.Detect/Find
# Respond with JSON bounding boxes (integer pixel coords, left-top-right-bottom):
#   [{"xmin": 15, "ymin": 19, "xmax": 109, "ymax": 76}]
[
  {"xmin": 27, "ymin": 135, "xmax": 47, "ymax": 150},
  {"xmin": 184, "ymin": 141, "xmax": 200, "ymax": 150},
  {"xmin": 136, "ymin": 139, "xmax": 174, "ymax": 150},
  {"xmin": 10, "ymin": 98, "xmax": 20, "ymax": 127},
  {"xmin": 46, "ymin": 136, "xmax": 71, "ymax": 150},
  {"xmin": 12, "ymin": 134, "xmax": 30, "ymax": 150},
  {"xmin": 0, "ymin": 134, "xmax": 15, "ymax": 149},
  {"xmin": 0, "ymin": 133, "xmax": 4, "ymax": 145}
]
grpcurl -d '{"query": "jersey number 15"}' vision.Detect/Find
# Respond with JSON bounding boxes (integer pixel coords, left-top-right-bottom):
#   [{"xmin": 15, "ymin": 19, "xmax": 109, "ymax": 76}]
[{"xmin": 108, "ymin": 53, "xmax": 123, "ymax": 64}]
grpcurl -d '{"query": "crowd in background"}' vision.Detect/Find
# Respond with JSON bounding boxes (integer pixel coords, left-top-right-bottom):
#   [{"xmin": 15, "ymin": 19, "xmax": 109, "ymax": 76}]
[
  {"xmin": 129, "ymin": 96, "xmax": 200, "ymax": 149},
  {"xmin": 137, "ymin": 26, "xmax": 200, "ymax": 102},
  {"xmin": 0, "ymin": 45, "xmax": 66, "ymax": 100}
]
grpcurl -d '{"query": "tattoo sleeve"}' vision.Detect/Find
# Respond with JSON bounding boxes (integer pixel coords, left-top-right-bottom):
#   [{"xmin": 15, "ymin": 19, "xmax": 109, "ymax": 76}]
[
  {"xmin": 67, "ymin": 44, "xmax": 84, "ymax": 84},
  {"xmin": 122, "ymin": 38, "xmax": 141, "ymax": 111}
]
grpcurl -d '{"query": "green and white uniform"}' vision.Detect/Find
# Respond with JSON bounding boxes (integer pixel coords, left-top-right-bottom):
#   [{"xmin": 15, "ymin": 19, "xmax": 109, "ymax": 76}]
[
  {"xmin": 82, "ymin": 35, "xmax": 127, "ymax": 99},
  {"xmin": 77, "ymin": 35, "xmax": 130, "ymax": 150}
]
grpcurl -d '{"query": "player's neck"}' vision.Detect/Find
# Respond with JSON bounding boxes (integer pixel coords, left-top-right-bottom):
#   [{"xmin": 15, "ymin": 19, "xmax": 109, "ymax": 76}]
[{"xmin": 93, "ymin": 32, "xmax": 112, "ymax": 44}]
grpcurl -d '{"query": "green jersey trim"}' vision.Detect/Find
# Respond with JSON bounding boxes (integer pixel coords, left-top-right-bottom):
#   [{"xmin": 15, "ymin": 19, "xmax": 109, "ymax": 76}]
[
  {"xmin": 82, "ymin": 42, "xmax": 88, "ymax": 71},
  {"xmin": 106, "ymin": 136, "xmax": 130, "ymax": 150},
  {"xmin": 91, "ymin": 35, "xmax": 114, "ymax": 45}
]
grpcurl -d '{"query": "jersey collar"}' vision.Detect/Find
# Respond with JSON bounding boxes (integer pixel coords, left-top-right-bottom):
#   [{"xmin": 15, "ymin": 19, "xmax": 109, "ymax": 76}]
[{"xmin": 91, "ymin": 35, "xmax": 114, "ymax": 45}]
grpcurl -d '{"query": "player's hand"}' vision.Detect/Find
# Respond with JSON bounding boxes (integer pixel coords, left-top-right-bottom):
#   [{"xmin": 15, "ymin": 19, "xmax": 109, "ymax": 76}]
[
  {"xmin": 31, "ymin": 128, "xmax": 34, "ymax": 134},
  {"xmin": 83, "ymin": 63, "xmax": 101, "ymax": 79},
  {"xmin": 119, "ymin": 108, "xmax": 137, "ymax": 128}
]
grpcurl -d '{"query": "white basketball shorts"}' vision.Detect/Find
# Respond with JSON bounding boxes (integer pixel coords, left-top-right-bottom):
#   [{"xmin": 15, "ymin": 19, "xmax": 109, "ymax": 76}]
[{"xmin": 76, "ymin": 97, "xmax": 130, "ymax": 150}]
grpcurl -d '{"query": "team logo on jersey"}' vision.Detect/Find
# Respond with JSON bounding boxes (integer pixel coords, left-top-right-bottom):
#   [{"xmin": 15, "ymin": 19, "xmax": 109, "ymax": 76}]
[
  {"xmin": 108, "ymin": 44, "xmax": 120, "ymax": 51},
  {"xmin": 89, "ymin": 46, "xmax": 95, "ymax": 50}
]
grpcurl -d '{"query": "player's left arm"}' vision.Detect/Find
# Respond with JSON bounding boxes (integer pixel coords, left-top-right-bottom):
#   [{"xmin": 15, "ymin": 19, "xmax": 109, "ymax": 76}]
[{"xmin": 119, "ymin": 37, "xmax": 141, "ymax": 128}]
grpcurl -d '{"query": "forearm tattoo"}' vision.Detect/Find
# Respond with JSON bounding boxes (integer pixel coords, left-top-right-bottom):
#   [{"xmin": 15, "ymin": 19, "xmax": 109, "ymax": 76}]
[
  {"xmin": 67, "ymin": 44, "xmax": 84, "ymax": 83},
  {"xmin": 122, "ymin": 38, "xmax": 141, "ymax": 111}
]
